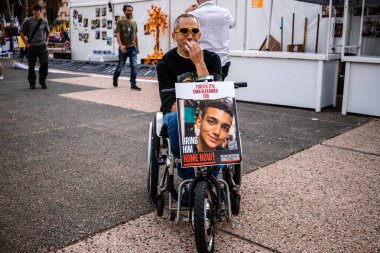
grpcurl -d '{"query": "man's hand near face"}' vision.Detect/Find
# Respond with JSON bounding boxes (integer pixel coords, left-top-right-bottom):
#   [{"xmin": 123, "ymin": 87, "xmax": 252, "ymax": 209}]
[
  {"xmin": 184, "ymin": 40, "xmax": 208, "ymax": 77},
  {"xmin": 184, "ymin": 40, "xmax": 203, "ymax": 65}
]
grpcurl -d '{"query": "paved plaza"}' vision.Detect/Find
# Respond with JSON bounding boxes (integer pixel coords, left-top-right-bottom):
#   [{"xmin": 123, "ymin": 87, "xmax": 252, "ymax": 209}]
[{"xmin": 0, "ymin": 59, "xmax": 379, "ymax": 252}]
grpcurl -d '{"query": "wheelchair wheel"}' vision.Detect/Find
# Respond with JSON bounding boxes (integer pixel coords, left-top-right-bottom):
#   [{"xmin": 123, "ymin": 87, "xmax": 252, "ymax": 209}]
[
  {"xmin": 231, "ymin": 194, "xmax": 241, "ymax": 216},
  {"xmin": 147, "ymin": 118, "xmax": 160, "ymax": 200},
  {"xmin": 233, "ymin": 163, "xmax": 242, "ymax": 186},
  {"xmin": 193, "ymin": 181, "xmax": 215, "ymax": 253},
  {"xmin": 156, "ymin": 195, "xmax": 164, "ymax": 217},
  {"xmin": 231, "ymin": 164, "xmax": 242, "ymax": 216}
]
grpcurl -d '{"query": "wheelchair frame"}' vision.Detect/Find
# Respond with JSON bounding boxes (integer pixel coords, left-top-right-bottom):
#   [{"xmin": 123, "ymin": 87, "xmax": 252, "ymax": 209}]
[{"xmin": 147, "ymin": 81, "xmax": 246, "ymax": 253}]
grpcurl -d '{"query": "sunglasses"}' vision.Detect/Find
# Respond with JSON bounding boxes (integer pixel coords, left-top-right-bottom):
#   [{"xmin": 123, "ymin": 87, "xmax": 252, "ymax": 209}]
[{"xmin": 175, "ymin": 27, "xmax": 200, "ymax": 36}]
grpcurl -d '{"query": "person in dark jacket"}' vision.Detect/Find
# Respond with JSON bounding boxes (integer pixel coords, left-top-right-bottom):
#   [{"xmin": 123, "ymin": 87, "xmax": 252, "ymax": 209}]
[{"xmin": 20, "ymin": 3, "xmax": 50, "ymax": 89}]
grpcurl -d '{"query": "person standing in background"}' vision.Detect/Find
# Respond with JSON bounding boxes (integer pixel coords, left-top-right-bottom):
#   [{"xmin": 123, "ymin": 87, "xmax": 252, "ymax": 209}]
[
  {"xmin": 185, "ymin": 0, "xmax": 235, "ymax": 80},
  {"xmin": 113, "ymin": 4, "xmax": 141, "ymax": 90},
  {"xmin": 20, "ymin": 3, "xmax": 50, "ymax": 89},
  {"xmin": 0, "ymin": 21, "xmax": 6, "ymax": 80}
]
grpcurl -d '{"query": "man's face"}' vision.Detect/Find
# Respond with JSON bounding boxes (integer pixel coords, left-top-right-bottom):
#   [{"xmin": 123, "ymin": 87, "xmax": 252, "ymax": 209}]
[
  {"xmin": 124, "ymin": 7, "xmax": 133, "ymax": 19},
  {"xmin": 32, "ymin": 9, "xmax": 41, "ymax": 19},
  {"xmin": 196, "ymin": 107, "xmax": 233, "ymax": 151},
  {"xmin": 172, "ymin": 17, "xmax": 201, "ymax": 50}
]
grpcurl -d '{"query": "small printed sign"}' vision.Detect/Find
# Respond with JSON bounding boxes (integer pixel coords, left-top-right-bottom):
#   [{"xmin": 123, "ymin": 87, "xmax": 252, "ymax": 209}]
[{"xmin": 252, "ymin": 0, "xmax": 263, "ymax": 8}]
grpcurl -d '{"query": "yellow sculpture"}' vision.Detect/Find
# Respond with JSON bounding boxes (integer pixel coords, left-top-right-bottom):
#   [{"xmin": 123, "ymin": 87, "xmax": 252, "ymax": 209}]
[{"xmin": 144, "ymin": 5, "xmax": 168, "ymax": 65}]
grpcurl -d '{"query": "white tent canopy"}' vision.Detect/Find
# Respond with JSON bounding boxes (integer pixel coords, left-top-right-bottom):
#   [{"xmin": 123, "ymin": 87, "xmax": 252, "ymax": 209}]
[{"xmin": 69, "ymin": 0, "xmax": 355, "ymax": 61}]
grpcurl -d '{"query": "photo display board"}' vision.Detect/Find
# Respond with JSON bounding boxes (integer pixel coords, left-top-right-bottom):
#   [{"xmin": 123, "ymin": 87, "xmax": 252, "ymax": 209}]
[{"xmin": 175, "ymin": 81, "xmax": 242, "ymax": 168}]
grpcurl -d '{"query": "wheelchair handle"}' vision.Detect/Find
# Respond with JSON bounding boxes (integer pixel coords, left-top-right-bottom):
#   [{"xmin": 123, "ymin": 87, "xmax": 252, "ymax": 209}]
[
  {"xmin": 234, "ymin": 82, "xmax": 247, "ymax": 88},
  {"xmin": 161, "ymin": 88, "xmax": 176, "ymax": 94}
]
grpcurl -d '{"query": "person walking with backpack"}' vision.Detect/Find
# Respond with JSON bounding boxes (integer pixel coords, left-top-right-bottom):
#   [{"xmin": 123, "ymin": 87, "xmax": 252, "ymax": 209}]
[{"xmin": 20, "ymin": 3, "xmax": 50, "ymax": 89}]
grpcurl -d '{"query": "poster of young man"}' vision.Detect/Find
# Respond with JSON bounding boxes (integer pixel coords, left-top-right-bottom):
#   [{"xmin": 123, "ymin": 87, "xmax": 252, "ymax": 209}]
[{"xmin": 175, "ymin": 81, "xmax": 242, "ymax": 167}]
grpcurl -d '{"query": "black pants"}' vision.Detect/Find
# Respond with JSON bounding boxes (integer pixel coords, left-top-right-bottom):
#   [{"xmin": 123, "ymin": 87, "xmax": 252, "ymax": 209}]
[
  {"xmin": 221, "ymin": 61, "xmax": 231, "ymax": 81},
  {"xmin": 27, "ymin": 45, "xmax": 48, "ymax": 85}
]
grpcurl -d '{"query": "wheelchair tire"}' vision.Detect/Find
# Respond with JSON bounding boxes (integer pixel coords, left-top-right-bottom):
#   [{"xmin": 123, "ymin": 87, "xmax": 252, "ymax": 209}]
[
  {"xmin": 231, "ymin": 194, "xmax": 241, "ymax": 216},
  {"xmin": 156, "ymin": 195, "xmax": 164, "ymax": 217},
  {"xmin": 193, "ymin": 181, "xmax": 215, "ymax": 253},
  {"xmin": 233, "ymin": 163, "xmax": 242, "ymax": 186},
  {"xmin": 148, "ymin": 118, "xmax": 160, "ymax": 200}
]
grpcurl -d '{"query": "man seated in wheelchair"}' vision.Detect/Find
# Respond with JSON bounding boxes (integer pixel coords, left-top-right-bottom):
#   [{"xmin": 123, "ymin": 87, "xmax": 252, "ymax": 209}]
[{"xmin": 156, "ymin": 13, "xmax": 223, "ymax": 181}]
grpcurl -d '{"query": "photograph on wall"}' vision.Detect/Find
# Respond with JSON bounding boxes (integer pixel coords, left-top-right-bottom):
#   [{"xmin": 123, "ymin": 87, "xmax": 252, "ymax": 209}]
[
  {"xmin": 114, "ymin": 15, "xmax": 120, "ymax": 24},
  {"xmin": 83, "ymin": 33, "xmax": 89, "ymax": 43},
  {"xmin": 73, "ymin": 19, "xmax": 78, "ymax": 30},
  {"xmin": 334, "ymin": 22, "xmax": 343, "ymax": 37},
  {"xmin": 96, "ymin": 19, "xmax": 100, "ymax": 28},
  {"xmin": 144, "ymin": 24, "xmax": 150, "ymax": 35},
  {"xmin": 73, "ymin": 9, "xmax": 78, "ymax": 19},
  {"xmin": 375, "ymin": 21, "xmax": 380, "ymax": 38},
  {"xmin": 78, "ymin": 14, "xmax": 82, "ymax": 23},
  {"xmin": 95, "ymin": 30, "xmax": 100, "ymax": 40},
  {"xmin": 96, "ymin": 8, "xmax": 100, "ymax": 17},
  {"xmin": 353, "ymin": 7, "xmax": 367, "ymax": 16},
  {"xmin": 107, "ymin": 20, "xmax": 112, "ymax": 29},
  {"xmin": 83, "ymin": 18, "xmax": 88, "ymax": 28},
  {"xmin": 175, "ymin": 81, "xmax": 242, "ymax": 168},
  {"xmin": 107, "ymin": 37, "xmax": 112, "ymax": 45},
  {"xmin": 102, "ymin": 19, "xmax": 106, "ymax": 28},
  {"xmin": 368, "ymin": 7, "xmax": 380, "ymax": 16},
  {"xmin": 91, "ymin": 20, "xmax": 96, "ymax": 29},
  {"xmin": 322, "ymin": 5, "xmax": 335, "ymax": 18},
  {"xmin": 362, "ymin": 20, "xmax": 375, "ymax": 37},
  {"xmin": 79, "ymin": 32, "xmax": 83, "ymax": 41},
  {"xmin": 102, "ymin": 7, "xmax": 107, "ymax": 17},
  {"xmin": 102, "ymin": 31, "xmax": 107, "ymax": 40},
  {"xmin": 336, "ymin": 7, "xmax": 344, "ymax": 17}
]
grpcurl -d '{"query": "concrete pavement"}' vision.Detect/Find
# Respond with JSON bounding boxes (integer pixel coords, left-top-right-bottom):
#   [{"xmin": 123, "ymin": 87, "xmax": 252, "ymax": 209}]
[
  {"xmin": 0, "ymin": 58, "xmax": 378, "ymax": 253},
  {"xmin": 56, "ymin": 120, "xmax": 380, "ymax": 253}
]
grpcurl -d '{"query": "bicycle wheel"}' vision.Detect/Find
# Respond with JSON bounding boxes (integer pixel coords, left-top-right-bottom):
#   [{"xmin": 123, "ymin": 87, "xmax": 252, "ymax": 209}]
[
  {"xmin": 193, "ymin": 181, "xmax": 215, "ymax": 253},
  {"xmin": 147, "ymin": 117, "xmax": 160, "ymax": 200}
]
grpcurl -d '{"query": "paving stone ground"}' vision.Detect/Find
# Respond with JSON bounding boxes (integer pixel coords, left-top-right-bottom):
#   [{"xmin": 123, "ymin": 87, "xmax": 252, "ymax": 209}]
[{"xmin": 0, "ymin": 59, "xmax": 377, "ymax": 253}]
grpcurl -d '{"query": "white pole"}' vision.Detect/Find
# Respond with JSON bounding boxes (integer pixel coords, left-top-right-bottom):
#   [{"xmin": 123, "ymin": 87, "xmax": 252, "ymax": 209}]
[
  {"xmin": 358, "ymin": 0, "xmax": 365, "ymax": 56},
  {"xmin": 266, "ymin": 0, "xmax": 274, "ymax": 50},
  {"xmin": 341, "ymin": 0, "xmax": 349, "ymax": 59},
  {"xmin": 244, "ymin": 0, "xmax": 248, "ymax": 50},
  {"xmin": 326, "ymin": 0, "xmax": 333, "ymax": 60}
]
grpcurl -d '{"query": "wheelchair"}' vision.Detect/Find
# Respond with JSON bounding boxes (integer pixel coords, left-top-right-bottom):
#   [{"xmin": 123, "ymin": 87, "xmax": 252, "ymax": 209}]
[{"xmin": 147, "ymin": 81, "xmax": 246, "ymax": 253}]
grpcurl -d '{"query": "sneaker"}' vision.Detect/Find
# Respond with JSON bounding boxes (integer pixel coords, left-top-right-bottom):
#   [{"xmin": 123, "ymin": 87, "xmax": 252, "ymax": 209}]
[
  {"xmin": 0, "ymin": 76, "xmax": 3, "ymax": 80},
  {"xmin": 131, "ymin": 85, "xmax": 141, "ymax": 91},
  {"xmin": 40, "ymin": 83, "xmax": 47, "ymax": 89},
  {"xmin": 30, "ymin": 84, "xmax": 36, "ymax": 89},
  {"xmin": 113, "ymin": 81, "xmax": 118, "ymax": 87}
]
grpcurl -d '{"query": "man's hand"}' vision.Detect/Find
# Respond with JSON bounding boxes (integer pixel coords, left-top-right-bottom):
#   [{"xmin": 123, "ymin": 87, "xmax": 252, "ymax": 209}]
[
  {"xmin": 185, "ymin": 3, "xmax": 198, "ymax": 13},
  {"xmin": 184, "ymin": 40, "xmax": 203, "ymax": 65},
  {"xmin": 120, "ymin": 45, "xmax": 127, "ymax": 53},
  {"xmin": 184, "ymin": 40, "xmax": 209, "ymax": 77}
]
